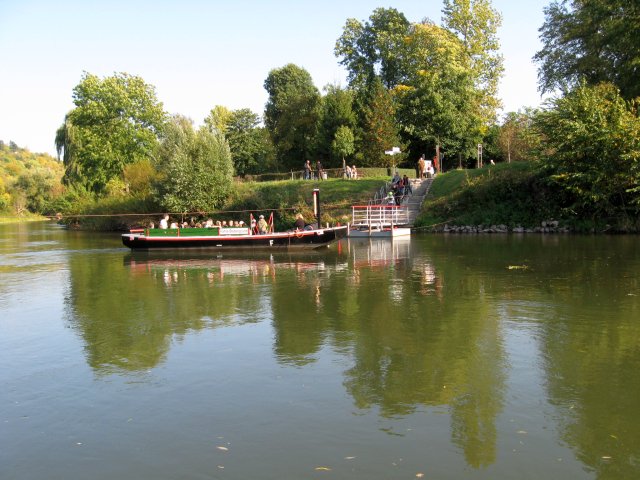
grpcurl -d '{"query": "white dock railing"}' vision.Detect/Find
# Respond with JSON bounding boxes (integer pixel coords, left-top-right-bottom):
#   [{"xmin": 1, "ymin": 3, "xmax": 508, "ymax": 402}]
[{"xmin": 351, "ymin": 205, "xmax": 410, "ymax": 228}]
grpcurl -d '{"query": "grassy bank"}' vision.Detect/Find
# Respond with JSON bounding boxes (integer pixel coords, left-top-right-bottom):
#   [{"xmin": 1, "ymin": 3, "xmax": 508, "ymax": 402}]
[
  {"xmin": 61, "ymin": 177, "xmax": 388, "ymax": 230},
  {"xmin": 415, "ymin": 162, "xmax": 639, "ymax": 232}
]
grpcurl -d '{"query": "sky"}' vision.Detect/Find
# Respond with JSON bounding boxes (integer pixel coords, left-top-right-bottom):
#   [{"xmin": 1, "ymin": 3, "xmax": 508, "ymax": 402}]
[{"xmin": 0, "ymin": 0, "xmax": 549, "ymax": 156}]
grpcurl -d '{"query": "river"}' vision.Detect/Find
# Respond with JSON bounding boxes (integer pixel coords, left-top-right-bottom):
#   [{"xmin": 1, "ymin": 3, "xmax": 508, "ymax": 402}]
[{"xmin": 1, "ymin": 222, "xmax": 639, "ymax": 479}]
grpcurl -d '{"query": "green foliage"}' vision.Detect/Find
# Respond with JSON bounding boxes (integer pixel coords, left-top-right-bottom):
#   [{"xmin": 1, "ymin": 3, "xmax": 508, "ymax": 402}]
[
  {"xmin": 496, "ymin": 109, "xmax": 542, "ymax": 163},
  {"xmin": 226, "ymin": 109, "xmax": 275, "ymax": 176},
  {"xmin": 416, "ymin": 163, "xmax": 563, "ymax": 227},
  {"xmin": 442, "ymin": 0, "xmax": 504, "ymax": 123},
  {"xmin": 56, "ymin": 72, "xmax": 166, "ymax": 194},
  {"xmin": 264, "ymin": 64, "xmax": 321, "ymax": 170},
  {"xmin": 335, "ymin": 8, "xmax": 411, "ymax": 90},
  {"xmin": 534, "ymin": 0, "xmax": 640, "ymax": 100},
  {"xmin": 204, "ymin": 105, "xmax": 232, "ymax": 134},
  {"xmin": 395, "ymin": 21, "xmax": 481, "ymax": 163},
  {"xmin": 316, "ymin": 84, "xmax": 357, "ymax": 166},
  {"xmin": 534, "ymin": 82, "xmax": 640, "ymax": 220},
  {"xmin": 331, "ymin": 126, "xmax": 355, "ymax": 164},
  {"xmin": 123, "ymin": 158, "xmax": 160, "ymax": 197},
  {"xmin": 0, "ymin": 141, "xmax": 65, "ymax": 215},
  {"xmin": 153, "ymin": 116, "xmax": 235, "ymax": 213},
  {"xmin": 360, "ymin": 79, "xmax": 401, "ymax": 167}
]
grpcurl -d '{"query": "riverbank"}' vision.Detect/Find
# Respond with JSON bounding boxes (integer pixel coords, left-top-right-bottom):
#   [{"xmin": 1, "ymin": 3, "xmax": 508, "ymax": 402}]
[
  {"xmin": 58, "ymin": 177, "xmax": 389, "ymax": 230},
  {"xmin": 415, "ymin": 162, "xmax": 640, "ymax": 233}
]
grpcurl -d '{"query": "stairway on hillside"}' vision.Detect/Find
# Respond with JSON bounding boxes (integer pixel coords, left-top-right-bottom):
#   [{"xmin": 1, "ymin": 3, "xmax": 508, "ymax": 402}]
[{"xmin": 404, "ymin": 177, "xmax": 433, "ymax": 225}]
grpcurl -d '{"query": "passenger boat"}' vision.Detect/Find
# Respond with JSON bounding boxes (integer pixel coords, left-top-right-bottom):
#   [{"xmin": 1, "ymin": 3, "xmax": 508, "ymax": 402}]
[{"xmin": 122, "ymin": 224, "xmax": 348, "ymax": 250}]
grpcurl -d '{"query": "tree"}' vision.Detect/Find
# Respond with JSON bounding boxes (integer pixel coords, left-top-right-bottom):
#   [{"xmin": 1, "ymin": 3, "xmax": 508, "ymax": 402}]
[
  {"xmin": 331, "ymin": 126, "xmax": 355, "ymax": 167},
  {"xmin": 335, "ymin": 8, "xmax": 411, "ymax": 90},
  {"xmin": 534, "ymin": 0, "xmax": 640, "ymax": 100},
  {"xmin": 442, "ymin": 0, "xmax": 504, "ymax": 124},
  {"xmin": 204, "ymin": 105, "xmax": 233, "ymax": 135},
  {"xmin": 226, "ymin": 109, "xmax": 275, "ymax": 176},
  {"xmin": 55, "ymin": 72, "xmax": 166, "ymax": 194},
  {"xmin": 360, "ymin": 79, "xmax": 401, "ymax": 167},
  {"xmin": 395, "ymin": 21, "xmax": 481, "ymax": 164},
  {"xmin": 534, "ymin": 82, "xmax": 640, "ymax": 220},
  {"xmin": 153, "ymin": 115, "xmax": 234, "ymax": 213},
  {"xmin": 264, "ymin": 64, "xmax": 321, "ymax": 170},
  {"xmin": 496, "ymin": 110, "xmax": 540, "ymax": 163},
  {"xmin": 316, "ymin": 84, "xmax": 357, "ymax": 166}
]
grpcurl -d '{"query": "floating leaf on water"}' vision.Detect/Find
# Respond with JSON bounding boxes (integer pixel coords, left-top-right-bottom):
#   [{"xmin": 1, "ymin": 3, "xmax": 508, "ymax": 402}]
[
  {"xmin": 216, "ymin": 446, "xmax": 229, "ymax": 451},
  {"xmin": 344, "ymin": 456, "xmax": 356, "ymax": 460},
  {"xmin": 517, "ymin": 430, "xmax": 527, "ymax": 434},
  {"xmin": 602, "ymin": 456, "xmax": 612, "ymax": 460},
  {"xmin": 315, "ymin": 466, "xmax": 331, "ymax": 471},
  {"xmin": 508, "ymin": 265, "xmax": 528, "ymax": 270},
  {"xmin": 416, "ymin": 474, "xmax": 425, "ymax": 478},
  {"xmin": 610, "ymin": 434, "xmax": 618, "ymax": 439}
]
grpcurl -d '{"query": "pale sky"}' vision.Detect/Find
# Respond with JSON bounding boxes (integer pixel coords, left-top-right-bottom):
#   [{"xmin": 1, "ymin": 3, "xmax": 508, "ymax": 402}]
[{"xmin": 0, "ymin": 0, "xmax": 549, "ymax": 156}]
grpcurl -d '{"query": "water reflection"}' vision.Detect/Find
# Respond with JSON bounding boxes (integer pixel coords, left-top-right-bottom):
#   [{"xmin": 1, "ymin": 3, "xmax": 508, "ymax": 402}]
[{"xmin": 59, "ymin": 232, "xmax": 640, "ymax": 475}]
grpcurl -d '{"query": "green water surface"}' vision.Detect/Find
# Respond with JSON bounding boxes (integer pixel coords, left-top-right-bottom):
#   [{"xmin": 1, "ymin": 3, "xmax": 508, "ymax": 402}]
[{"xmin": 1, "ymin": 222, "xmax": 639, "ymax": 479}]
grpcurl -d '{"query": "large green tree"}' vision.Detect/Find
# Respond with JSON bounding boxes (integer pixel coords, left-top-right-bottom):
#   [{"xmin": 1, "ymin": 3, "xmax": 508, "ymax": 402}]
[
  {"xmin": 534, "ymin": 0, "xmax": 640, "ymax": 100},
  {"xmin": 226, "ymin": 108, "xmax": 275, "ymax": 176},
  {"xmin": 264, "ymin": 64, "xmax": 321, "ymax": 170},
  {"xmin": 153, "ymin": 115, "xmax": 234, "ymax": 213},
  {"xmin": 534, "ymin": 82, "xmax": 640, "ymax": 221},
  {"xmin": 55, "ymin": 72, "xmax": 166, "ymax": 194},
  {"xmin": 441, "ymin": 0, "xmax": 504, "ymax": 125},
  {"xmin": 315, "ymin": 84, "xmax": 357, "ymax": 166},
  {"xmin": 395, "ymin": 21, "xmax": 481, "ymax": 164},
  {"xmin": 335, "ymin": 7, "xmax": 411, "ymax": 90},
  {"xmin": 360, "ymin": 79, "xmax": 401, "ymax": 167}
]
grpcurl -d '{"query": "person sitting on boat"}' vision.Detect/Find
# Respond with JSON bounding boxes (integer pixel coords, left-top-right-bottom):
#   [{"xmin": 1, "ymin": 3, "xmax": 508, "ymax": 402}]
[
  {"xmin": 258, "ymin": 215, "xmax": 269, "ymax": 234},
  {"xmin": 205, "ymin": 218, "xmax": 214, "ymax": 228},
  {"xmin": 294, "ymin": 213, "xmax": 305, "ymax": 231},
  {"xmin": 169, "ymin": 221, "xmax": 179, "ymax": 229},
  {"xmin": 250, "ymin": 218, "xmax": 257, "ymax": 234},
  {"xmin": 159, "ymin": 214, "xmax": 169, "ymax": 229}
]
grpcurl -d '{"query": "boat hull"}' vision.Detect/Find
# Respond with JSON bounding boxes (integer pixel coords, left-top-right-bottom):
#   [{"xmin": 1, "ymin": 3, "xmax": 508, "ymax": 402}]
[
  {"xmin": 348, "ymin": 227, "xmax": 411, "ymax": 238},
  {"xmin": 122, "ymin": 226, "xmax": 348, "ymax": 250}
]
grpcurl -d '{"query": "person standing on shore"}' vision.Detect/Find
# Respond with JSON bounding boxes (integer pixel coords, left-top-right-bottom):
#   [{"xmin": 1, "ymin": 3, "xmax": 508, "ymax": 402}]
[
  {"xmin": 303, "ymin": 160, "xmax": 312, "ymax": 180},
  {"xmin": 418, "ymin": 155, "xmax": 426, "ymax": 179}
]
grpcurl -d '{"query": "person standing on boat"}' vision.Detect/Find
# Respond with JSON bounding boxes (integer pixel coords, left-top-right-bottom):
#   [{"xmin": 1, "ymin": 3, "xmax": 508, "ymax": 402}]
[
  {"xmin": 258, "ymin": 214, "xmax": 269, "ymax": 234},
  {"xmin": 159, "ymin": 214, "xmax": 169, "ymax": 229}
]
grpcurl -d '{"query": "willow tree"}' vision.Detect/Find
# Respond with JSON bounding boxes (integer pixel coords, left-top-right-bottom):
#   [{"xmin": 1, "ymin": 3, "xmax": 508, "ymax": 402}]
[{"xmin": 55, "ymin": 72, "xmax": 166, "ymax": 194}]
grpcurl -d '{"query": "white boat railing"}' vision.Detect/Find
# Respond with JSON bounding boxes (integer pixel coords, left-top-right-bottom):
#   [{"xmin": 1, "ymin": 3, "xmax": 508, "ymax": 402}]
[{"xmin": 351, "ymin": 205, "xmax": 410, "ymax": 228}]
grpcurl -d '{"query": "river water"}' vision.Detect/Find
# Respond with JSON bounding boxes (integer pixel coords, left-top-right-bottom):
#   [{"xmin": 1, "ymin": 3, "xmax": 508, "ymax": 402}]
[{"xmin": 1, "ymin": 222, "xmax": 639, "ymax": 479}]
